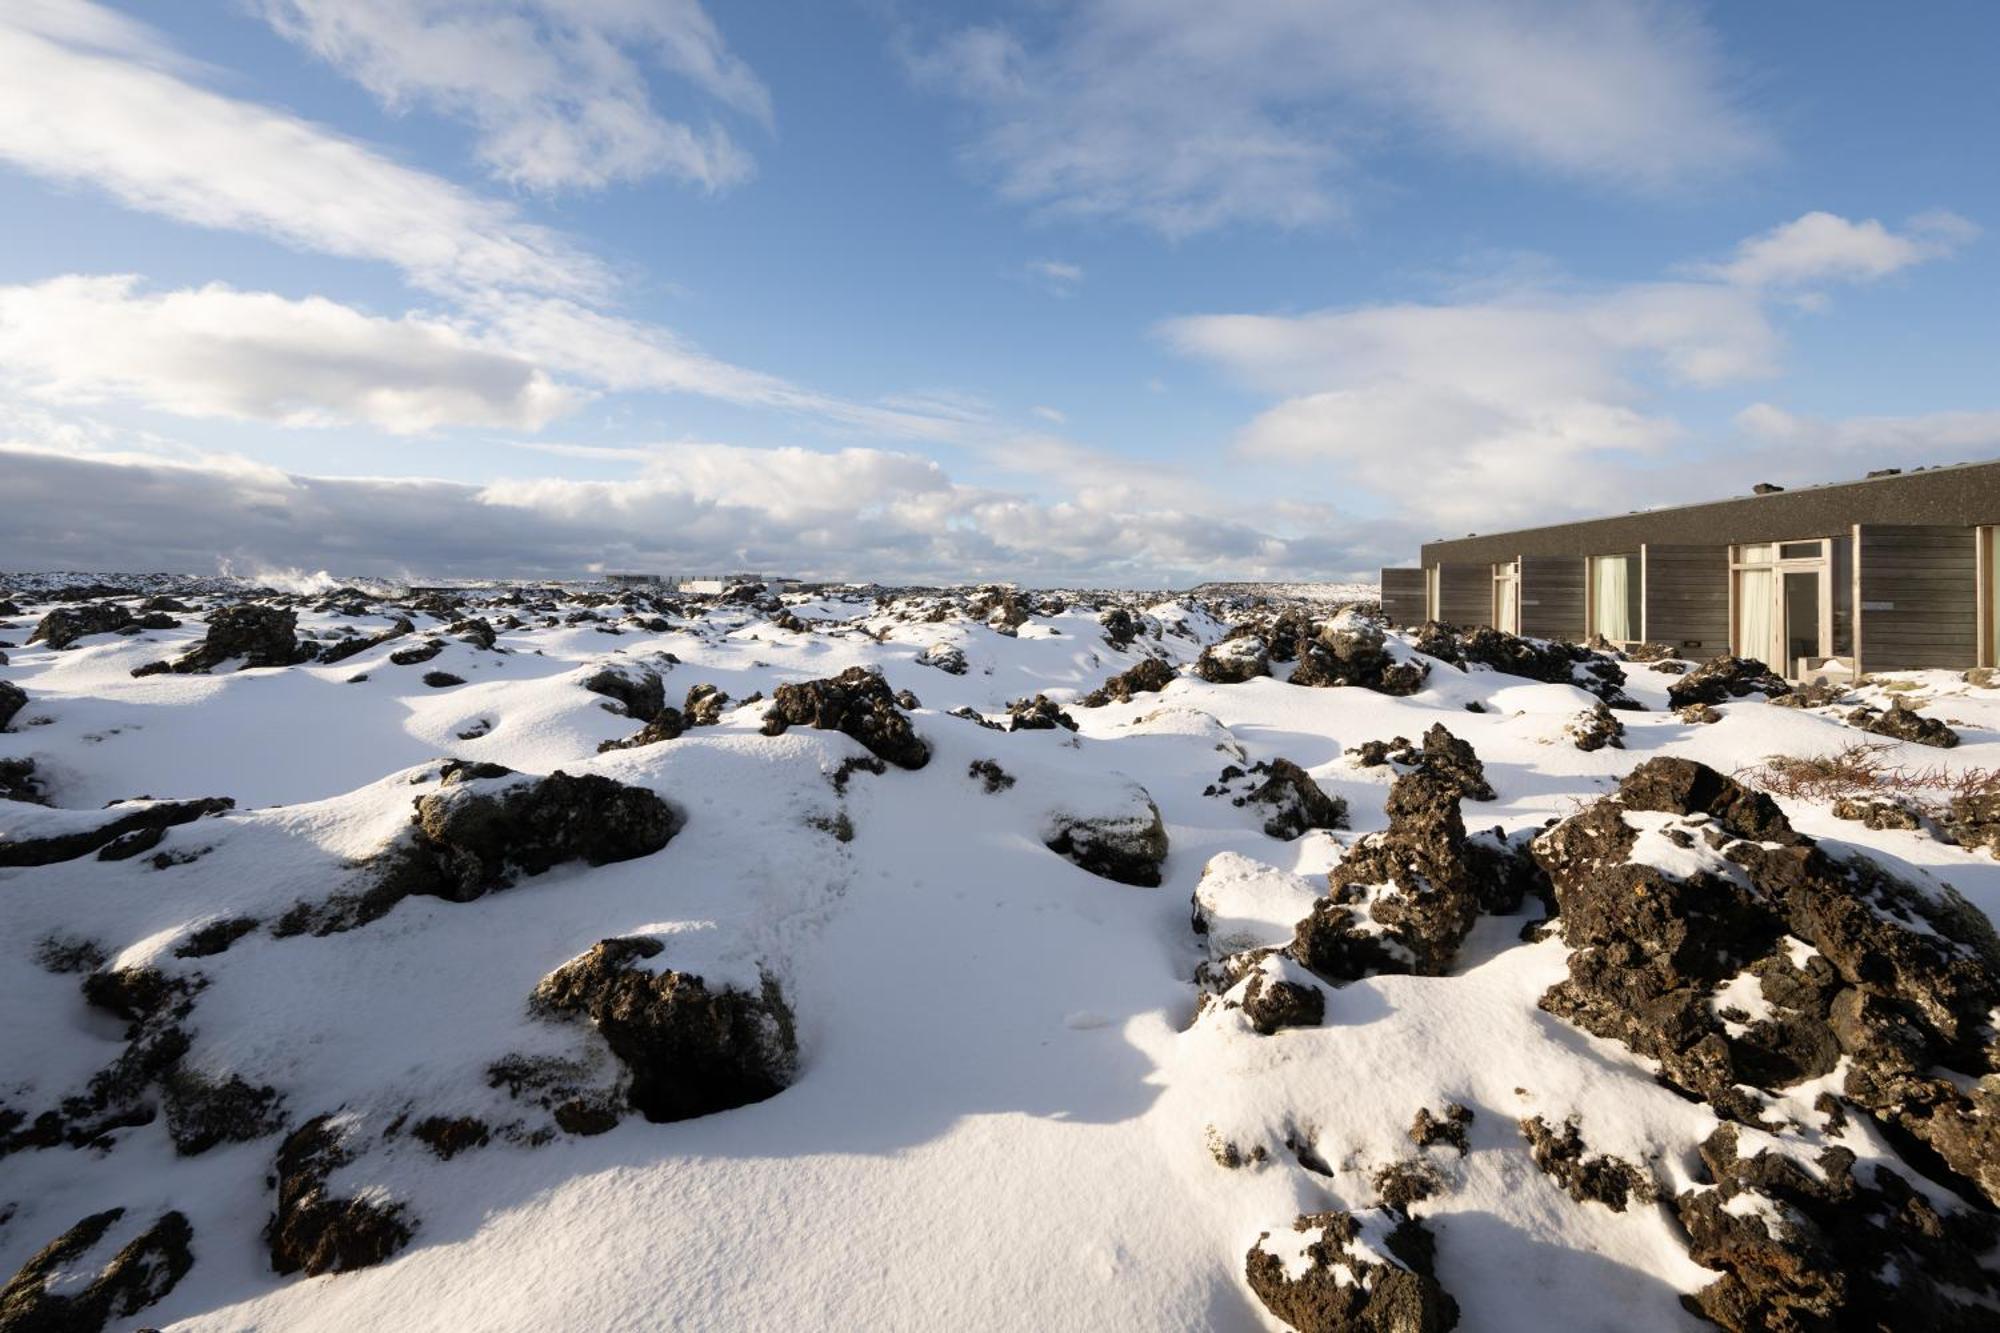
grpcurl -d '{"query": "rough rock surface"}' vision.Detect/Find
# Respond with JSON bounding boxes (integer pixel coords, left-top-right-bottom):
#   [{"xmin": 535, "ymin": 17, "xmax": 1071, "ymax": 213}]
[
  {"xmin": 0, "ymin": 680, "xmax": 24, "ymax": 732},
  {"xmin": 761, "ymin": 666, "xmax": 930, "ymax": 769},
  {"xmin": 683, "ymin": 683, "xmax": 729, "ymax": 727},
  {"xmin": 1832, "ymin": 796, "xmax": 1923, "ymax": 831},
  {"xmin": 1667, "ymin": 656, "xmax": 1792, "ymax": 710},
  {"xmin": 27, "ymin": 604, "xmax": 133, "ymax": 650},
  {"xmin": 0, "ymin": 796, "xmax": 234, "ymax": 869},
  {"xmin": 1244, "ymin": 1210, "xmax": 1459, "ymax": 1333},
  {"xmin": 316, "ymin": 615, "xmax": 415, "ymax": 664},
  {"xmin": 1079, "ymin": 656, "xmax": 1175, "ymax": 707},
  {"xmin": 597, "ymin": 709, "xmax": 686, "ymax": 753},
  {"xmin": 1534, "ymin": 756, "xmax": 2000, "ymax": 1207},
  {"xmin": 1044, "ymin": 785, "xmax": 1169, "ymax": 887},
  {"xmin": 916, "ymin": 642, "xmax": 967, "ymax": 675},
  {"xmin": 1414, "ymin": 724, "xmax": 1495, "ymax": 802},
  {"xmin": 165, "ymin": 604, "xmax": 309, "ymax": 673},
  {"xmin": 1676, "ymin": 1123, "xmax": 1999, "ymax": 1332},
  {"xmin": 582, "ymin": 663, "xmax": 667, "ymax": 722},
  {"xmin": 1289, "ymin": 610, "xmax": 1428, "ymax": 696},
  {"xmin": 1206, "ymin": 759, "xmax": 1349, "ymax": 840},
  {"xmin": 0, "ymin": 1207, "xmax": 194, "ymax": 1332},
  {"xmin": 1518, "ymin": 1116, "xmax": 1656, "ymax": 1211},
  {"xmin": 1850, "ymin": 700, "xmax": 1960, "ymax": 749},
  {"xmin": 531, "ymin": 936, "xmax": 797, "ymax": 1123},
  {"xmin": 267, "ymin": 1116, "xmax": 414, "ymax": 1276},
  {"xmin": 379, "ymin": 767, "xmax": 681, "ymax": 906},
  {"xmin": 1007, "ymin": 694, "xmax": 1077, "ymax": 733},
  {"xmin": 1453, "ymin": 626, "xmax": 1636, "ymax": 707},
  {"xmin": 1564, "ymin": 701, "xmax": 1625, "ymax": 752},
  {"xmin": 1193, "ymin": 635, "xmax": 1269, "ymax": 684}
]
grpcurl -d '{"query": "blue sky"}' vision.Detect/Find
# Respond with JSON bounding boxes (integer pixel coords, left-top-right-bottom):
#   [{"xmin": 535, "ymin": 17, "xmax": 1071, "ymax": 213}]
[{"xmin": 1, "ymin": 0, "xmax": 1997, "ymax": 584}]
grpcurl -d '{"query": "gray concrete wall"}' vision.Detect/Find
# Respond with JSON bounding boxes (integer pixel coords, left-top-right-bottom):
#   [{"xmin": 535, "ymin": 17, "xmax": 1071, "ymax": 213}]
[
  {"xmin": 1642, "ymin": 544, "xmax": 1729, "ymax": 655},
  {"xmin": 1521, "ymin": 556, "xmax": 1584, "ymax": 641},
  {"xmin": 1857, "ymin": 525, "xmax": 1978, "ymax": 673},
  {"xmin": 1380, "ymin": 568, "xmax": 1426, "ymax": 627}
]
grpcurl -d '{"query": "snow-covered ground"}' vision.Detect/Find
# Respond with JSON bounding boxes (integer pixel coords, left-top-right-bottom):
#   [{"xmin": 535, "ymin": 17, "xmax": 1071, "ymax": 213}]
[{"xmin": 3, "ymin": 578, "xmax": 1998, "ymax": 1330}]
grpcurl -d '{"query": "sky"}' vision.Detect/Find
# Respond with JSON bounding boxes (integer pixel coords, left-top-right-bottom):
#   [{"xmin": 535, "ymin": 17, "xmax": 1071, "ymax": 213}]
[{"xmin": 1, "ymin": 0, "xmax": 1997, "ymax": 586}]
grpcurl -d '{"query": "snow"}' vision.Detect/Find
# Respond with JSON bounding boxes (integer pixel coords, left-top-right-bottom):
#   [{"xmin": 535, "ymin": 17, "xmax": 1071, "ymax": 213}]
[{"xmin": 2, "ymin": 581, "xmax": 1998, "ymax": 1330}]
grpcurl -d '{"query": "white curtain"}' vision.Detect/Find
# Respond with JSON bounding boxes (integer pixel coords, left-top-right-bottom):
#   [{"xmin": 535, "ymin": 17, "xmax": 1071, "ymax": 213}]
[
  {"xmin": 1496, "ymin": 578, "xmax": 1518, "ymax": 633},
  {"xmin": 1738, "ymin": 569, "xmax": 1776, "ymax": 665},
  {"xmin": 1592, "ymin": 557, "xmax": 1632, "ymax": 642}
]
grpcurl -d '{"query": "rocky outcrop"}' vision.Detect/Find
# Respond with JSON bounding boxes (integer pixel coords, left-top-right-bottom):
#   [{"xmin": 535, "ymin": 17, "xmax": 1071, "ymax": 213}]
[
  {"xmin": 0, "ymin": 796, "xmax": 234, "ymax": 868},
  {"xmin": 267, "ymin": 1115, "xmax": 414, "ymax": 1276},
  {"xmin": 1832, "ymin": 796, "xmax": 1923, "ymax": 831},
  {"xmin": 761, "ymin": 666, "xmax": 931, "ymax": 769},
  {"xmin": 1007, "ymin": 694, "xmax": 1076, "ymax": 733},
  {"xmin": 27, "ymin": 604, "xmax": 133, "ymax": 650},
  {"xmin": 1289, "ymin": 610, "xmax": 1428, "ymax": 696},
  {"xmin": 582, "ymin": 662, "xmax": 668, "ymax": 722},
  {"xmin": 1518, "ymin": 1116, "xmax": 1656, "ymax": 1211},
  {"xmin": 1850, "ymin": 700, "xmax": 1960, "ymax": 749},
  {"xmin": 162, "ymin": 605, "xmax": 310, "ymax": 673},
  {"xmin": 1079, "ymin": 656, "xmax": 1175, "ymax": 707},
  {"xmin": 597, "ymin": 710, "xmax": 686, "ymax": 753},
  {"xmin": 531, "ymin": 937, "xmax": 797, "ymax": 1123},
  {"xmin": 0, "ymin": 680, "xmax": 24, "ymax": 732},
  {"xmin": 376, "ymin": 767, "xmax": 681, "ymax": 905},
  {"xmin": 916, "ymin": 642, "xmax": 967, "ymax": 675},
  {"xmin": 1413, "ymin": 724, "xmax": 1494, "ymax": 802},
  {"xmin": 1564, "ymin": 701, "xmax": 1625, "ymax": 752},
  {"xmin": 1206, "ymin": 759, "xmax": 1348, "ymax": 840},
  {"xmin": 1666, "ymin": 656, "xmax": 1791, "ymax": 710},
  {"xmin": 1534, "ymin": 757, "xmax": 2000, "ymax": 1207},
  {"xmin": 1044, "ymin": 784, "xmax": 1169, "ymax": 886},
  {"xmin": 1192, "ymin": 635, "xmax": 1269, "ymax": 684},
  {"xmin": 1451, "ymin": 626, "xmax": 1637, "ymax": 707},
  {"xmin": 316, "ymin": 615, "xmax": 415, "ymax": 664},
  {"xmin": 1245, "ymin": 1211, "xmax": 1458, "ymax": 1333},
  {"xmin": 1675, "ymin": 1123, "xmax": 1999, "ymax": 1332},
  {"xmin": 0, "ymin": 1207, "xmax": 194, "ymax": 1332},
  {"xmin": 683, "ymin": 683, "xmax": 729, "ymax": 727}
]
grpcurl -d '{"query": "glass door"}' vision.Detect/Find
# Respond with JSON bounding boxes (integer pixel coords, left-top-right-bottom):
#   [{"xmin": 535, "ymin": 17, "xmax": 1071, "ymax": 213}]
[{"xmin": 1733, "ymin": 541, "xmax": 1830, "ymax": 675}]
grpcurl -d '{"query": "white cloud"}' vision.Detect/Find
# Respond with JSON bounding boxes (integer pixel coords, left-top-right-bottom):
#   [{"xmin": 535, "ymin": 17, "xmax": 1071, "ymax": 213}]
[
  {"xmin": 0, "ymin": 3, "xmax": 603, "ymax": 299},
  {"xmin": 1025, "ymin": 259, "xmax": 1084, "ymax": 295},
  {"xmin": 0, "ymin": 276, "xmax": 570, "ymax": 433},
  {"xmin": 909, "ymin": 0, "xmax": 1766, "ymax": 235},
  {"xmin": 258, "ymin": 0, "xmax": 771, "ymax": 192},
  {"xmin": 1708, "ymin": 210, "xmax": 1979, "ymax": 288},
  {"xmin": 0, "ymin": 437, "xmax": 1389, "ymax": 585},
  {"xmin": 1735, "ymin": 402, "xmax": 2000, "ymax": 471},
  {"xmin": 1029, "ymin": 405, "xmax": 1066, "ymax": 424}
]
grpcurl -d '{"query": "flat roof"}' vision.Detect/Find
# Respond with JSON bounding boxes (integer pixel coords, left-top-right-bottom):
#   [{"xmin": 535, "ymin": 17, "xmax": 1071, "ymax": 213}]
[{"xmin": 1415, "ymin": 457, "xmax": 2000, "ymax": 567}]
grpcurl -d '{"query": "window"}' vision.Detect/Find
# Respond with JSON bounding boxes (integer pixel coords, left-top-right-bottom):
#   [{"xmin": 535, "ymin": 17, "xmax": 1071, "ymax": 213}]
[
  {"xmin": 1587, "ymin": 554, "xmax": 1641, "ymax": 643},
  {"xmin": 1492, "ymin": 561, "xmax": 1520, "ymax": 634},
  {"xmin": 1731, "ymin": 539, "xmax": 1832, "ymax": 674}
]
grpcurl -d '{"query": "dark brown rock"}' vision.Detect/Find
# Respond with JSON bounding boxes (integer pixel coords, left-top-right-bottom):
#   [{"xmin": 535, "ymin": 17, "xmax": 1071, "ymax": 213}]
[
  {"xmin": 761, "ymin": 666, "xmax": 930, "ymax": 769},
  {"xmin": 267, "ymin": 1116, "xmax": 414, "ymax": 1276},
  {"xmin": 0, "ymin": 1208, "xmax": 193, "ymax": 1332},
  {"xmin": 1245, "ymin": 1211, "xmax": 1459, "ymax": 1333}
]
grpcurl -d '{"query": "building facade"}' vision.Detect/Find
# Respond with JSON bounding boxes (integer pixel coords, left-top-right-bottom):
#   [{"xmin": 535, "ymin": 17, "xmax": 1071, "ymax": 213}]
[{"xmin": 1379, "ymin": 461, "xmax": 2000, "ymax": 679}]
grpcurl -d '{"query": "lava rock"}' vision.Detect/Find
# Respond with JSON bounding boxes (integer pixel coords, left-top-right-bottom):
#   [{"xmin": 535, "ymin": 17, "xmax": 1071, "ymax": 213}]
[
  {"xmin": 1228, "ymin": 758, "xmax": 1349, "ymax": 840},
  {"xmin": 1289, "ymin": 609, "xmax": 1429, "ymax": 696},
  {"xmin": 0, "ymin": 796, "xmax": 234, "ymax": 868},
  {"xmin": 316, "ymin": 615, "xmax": 416, "ymax": 664},
  {"xmin": 916, "ymin": 642, "xmax": 968, "ymax": 675},
  {"xmin": 761, "ymin": 666, "xmax": 930, "ymax": 769},
  {"xmin": 27, "ymin": 604, "xmax": 134, "ymax": 650},
  {"xmin": 267, "ymin": 1115, "xmax": 414, "ymax": 1276},
  {"xmin": 1079, "ymin": 656, "xmax": 1175, "ymax": 707},
  {"xmin": 1414, "ymin": 724, "xmax": 1495, "ymax": 802},
  {"xmin": 1850, "ymin": 700, "xmax": 1960, "ymax": 749},
  {"xmin": 164, "ymin": 604, "xmax": 310, "ymax": 673},
  {"xmin": 1409, "ymin": 1104, "xmax": 1473, "ymax": 1156},
  {"xmin": 0, "ymin": 1207, "xmax": 193, "ymax": 1332},
  {"xmin": 1564, "ymin": 701, "xmax": 1625, "ymax": 752},
  {"xmin": 1831, "ymin": 796, "xmax": 1923, "ymax": 831},
  {"xmin": 1044, "ymin": 784, "xmax": 1169, "ymax": 886},
  {"xmin": 1667, "ymin": 655, "xmax": 1792, "ymax": 710},
  {"xmin": 1193, "ymin": 635, "xmax": 1270, "ymax": 684},
  {"xmin": 582, "ymin": 663, "xmax": 668, "ymax": 722},
  {"xmin": 0, "ymin": 681, "xmax": 24, "ymax": 732},
  {"xmin": 531, "ymin": 936, "xmax": 797, "ymax": 1123},
  {"xmin": 597, "ymin": 709, "xmax": 686, "ymax": 753},
  {"xmin": 379, "ymin": 768, "xmax": 682, "ymax": 904},
  {"xmin": 683, "ymin": 682, "xmax": 730, "ymax": 727},
  {"xmin": 1007, "ymin": 694, "xmax": 1077, "ymax": 733},
  {"xmin": 1519, "ymin": 1116, "xmax": 1656, "ymax": 1211},
  {"xmin": 421, "ymin": 670, "xmax": 465, "ymax": 688},
  {"xmin": 1245, "ymin": 1210, "xmax": 1459, "ymax": 1333},
  {"xmin": 1456, "ymin": 625, "xmax": 1635, "ymax": 707}
]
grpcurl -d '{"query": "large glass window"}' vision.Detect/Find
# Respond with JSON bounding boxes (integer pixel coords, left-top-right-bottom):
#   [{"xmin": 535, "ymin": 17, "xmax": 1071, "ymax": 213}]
[
  {"xmin": 1588, "ymin": 554, "xmax": 1641, "ymax": 643},
  {"xmin": 1732, "ymin": 539, "xmax": 1833, "ymax": 674}
]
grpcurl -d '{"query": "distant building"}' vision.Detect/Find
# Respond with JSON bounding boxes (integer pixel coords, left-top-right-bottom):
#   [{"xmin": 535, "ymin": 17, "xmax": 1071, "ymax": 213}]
[
  {"xmin": 678, "ymin": 572, "xmax": 796, "ymax": 595},
  {"xmin": 1378, "ymin": 460, "xmax": 2000, "ymax": 681},
  {"xmin": 605, "ymin": 573, "xmax": 673, "ymax": 588}
]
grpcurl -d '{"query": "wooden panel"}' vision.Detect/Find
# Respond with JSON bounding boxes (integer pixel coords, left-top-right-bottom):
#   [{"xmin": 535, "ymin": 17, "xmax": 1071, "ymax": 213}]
[
  {"xmin": 1858, "ymin": 525, "xmax": 1976, "ymax": 672},
  {"xmin": 1379, "ymin": 568, "xmax": 1426, "ymax": 628},
  {"xmin": 1520, "ymin": 556, "xmax": 1584, "ymax": 641},
  {"xmin": 1642, "ymin": 544, "xmax": 1728, "ymax": 654},
  {"xmin": 1436, "ymin": 562, "xmax": 1490, "ymax": 627}
]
